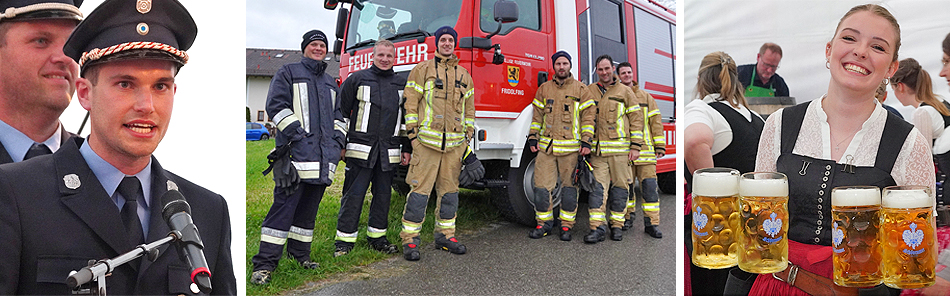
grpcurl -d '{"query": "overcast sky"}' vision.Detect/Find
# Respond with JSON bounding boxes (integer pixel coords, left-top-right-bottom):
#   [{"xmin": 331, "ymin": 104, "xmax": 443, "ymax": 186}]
[{"xmin": 247, "ymin": 0, "xmax": 340, "ymax": 49}]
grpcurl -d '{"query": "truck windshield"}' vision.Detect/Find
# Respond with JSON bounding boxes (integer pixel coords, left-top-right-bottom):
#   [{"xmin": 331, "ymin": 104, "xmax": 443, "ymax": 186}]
[{"xmin": 345, "ymin": 0, "xmax": 462, "ymax": 51}]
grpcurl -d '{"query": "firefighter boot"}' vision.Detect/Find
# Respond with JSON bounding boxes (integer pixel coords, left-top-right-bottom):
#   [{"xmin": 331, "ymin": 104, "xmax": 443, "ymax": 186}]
[
  {"xmin": 622, "ymin": 217, "xmax": 634, "ymax": 231},
  {"xmin": 529, "ymin": 220, "xmax": 556, "ymax": 239},
  {"xmin": 368, "ymin": 237, "xmax": 398, "ymax": 254},
  {"xmin": 611, "ymin": 227, "xmax": 623, "ymax": 241},
  {"xmin": 645, "ymin": 217, "xmax": 663, "ymax": 238},
  {"xmin": 435, "ymin": 233, "xmax": 467, "ymax": 254},
  {"xmin": 560, "ymin": 226, "xmax": 572, "ymax": 241},
  {"xmin": 333, "ymin": 241, "xmax": 354, "ymax": 257},
  {"xmin": 584, "ymin": 225, "xmax": 607, "ymax": 244},
  {"xmin": 403, "ymin": 237, "xmax": 421, "ymax": 261}
]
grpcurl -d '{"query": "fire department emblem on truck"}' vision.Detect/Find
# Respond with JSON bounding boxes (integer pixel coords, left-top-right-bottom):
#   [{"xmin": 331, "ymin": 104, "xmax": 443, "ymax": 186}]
[{"xmin": 507, "ymin": 65, "xmax": 520, "ymax": 87}]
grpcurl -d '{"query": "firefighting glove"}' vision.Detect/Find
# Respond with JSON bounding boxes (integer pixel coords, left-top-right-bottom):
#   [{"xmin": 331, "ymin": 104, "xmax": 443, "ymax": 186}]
[
  {"xmin": 459, "ymin": 148, "xmax": 485, "ymax": 187},
  {"xmin": 263, "ymin": 144, "xmax": 300, "ymax": 195},
  {"xmin": 527, "ymin": 138, "xmax": 538, "ymax": 150},
  {"xmin": 572, "ymin": 154, "xmax": 594, "ymax": 192},
  {"xmin": 282, "ymin": 125, "xmax": 308, "ymax": 143}
]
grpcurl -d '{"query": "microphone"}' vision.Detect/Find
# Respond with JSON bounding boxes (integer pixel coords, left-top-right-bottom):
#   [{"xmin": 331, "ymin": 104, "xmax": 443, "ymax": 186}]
[{"xmin": 162, "ymin": 190, "xmax": 212, "ymax": 294}]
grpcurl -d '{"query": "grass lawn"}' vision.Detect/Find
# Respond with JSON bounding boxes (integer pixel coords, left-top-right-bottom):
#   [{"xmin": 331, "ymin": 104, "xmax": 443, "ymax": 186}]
[{"xmin": 246, "ymin": 140, "xmax": 501, "ymax": 295}]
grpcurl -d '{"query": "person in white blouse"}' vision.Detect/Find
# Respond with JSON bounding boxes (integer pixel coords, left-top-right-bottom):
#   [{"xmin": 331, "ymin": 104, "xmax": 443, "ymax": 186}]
[
  {"xmin": 684, "ymin": 51, "xmax": 765, "ymax": 295},
  {"xmin": 750, "ymin": 4, "xmax": 935, "ymax": 296},
  {"xmin": 891, "ymin": 58, "xmax": 950, "ymax": 196}
]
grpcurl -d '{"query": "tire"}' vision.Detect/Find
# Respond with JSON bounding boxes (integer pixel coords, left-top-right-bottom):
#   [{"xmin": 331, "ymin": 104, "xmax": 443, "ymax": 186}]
[
  {"xmin": 657, "ymin": 171, "xmax": 675, "ymax": 194},
  {"xmin": 260, "ymin": 134, "xmax": 269, "ymax": 140},
  {"xmin": 489, "ymin": 146, "xmax": 541, "ymax": 226}
]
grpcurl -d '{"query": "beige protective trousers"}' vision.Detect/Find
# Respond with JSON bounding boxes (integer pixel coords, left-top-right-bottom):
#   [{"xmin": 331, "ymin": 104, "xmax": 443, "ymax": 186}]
[
  {"xmin": 628, "ymin": 164, "xmax": 660, "ymax": 226},
  {"xmin": 399, "ymin": 141, "xmax": 464, "ymax": 244},
  {"xmin": 532, "ymin": 151, "xmax": 580, "ymax": 228},
  {"xmin": 591, "ymin": 154, "xmax": 632, "ymax": 229}
]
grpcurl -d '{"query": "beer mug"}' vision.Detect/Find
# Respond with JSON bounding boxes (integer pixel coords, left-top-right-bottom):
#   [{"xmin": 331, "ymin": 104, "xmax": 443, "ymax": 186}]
[
  {"xmin": 737, "ymin": 172, "xmax": 788, "ymax": 274},
  {"xmin": 831, "ymin": 186, "xmax": 882, "ymax": 287},
  {"xmin": 691, "ymin": 168, "xmax": 740, "ymax": 269},
  {"xmin": 881, "ymin": 186, "xmax": 936, "ymax": 289}
]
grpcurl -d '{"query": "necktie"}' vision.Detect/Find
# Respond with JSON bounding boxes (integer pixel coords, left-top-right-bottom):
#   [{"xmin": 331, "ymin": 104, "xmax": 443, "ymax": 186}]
[
  {"xmin": 23, "ymin": 143, "xmax": 51, "ymax": 160},
  {"xmin": 117, "ymin": 176, "xmax": 145, "ymax": 245}
]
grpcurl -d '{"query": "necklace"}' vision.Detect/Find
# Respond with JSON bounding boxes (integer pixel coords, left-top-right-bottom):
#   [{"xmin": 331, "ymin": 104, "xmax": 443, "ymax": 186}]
[{"xmin": 834, "ymin": 125, "xmax": 863, "ymax": 151}]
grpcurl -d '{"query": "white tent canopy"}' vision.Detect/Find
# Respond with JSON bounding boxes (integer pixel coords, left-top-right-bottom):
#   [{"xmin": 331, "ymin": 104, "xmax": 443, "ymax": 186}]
[{"xmin": 684, "ymin": 0, "xmax": 950, "ymax": 119}]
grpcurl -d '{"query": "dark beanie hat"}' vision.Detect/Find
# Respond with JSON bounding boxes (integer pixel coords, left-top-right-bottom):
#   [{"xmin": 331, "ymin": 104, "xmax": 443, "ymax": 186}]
[
  {"xmin": 552, "ymin": 50, "xmax": 571, "ymax": 67},
  {"xmin": 301, "ymin": 30, "xmax": 327, "ymax": 52},
  {"xmin": 434, "ymin": 26, "xmax": 458, "ymax": 47}
]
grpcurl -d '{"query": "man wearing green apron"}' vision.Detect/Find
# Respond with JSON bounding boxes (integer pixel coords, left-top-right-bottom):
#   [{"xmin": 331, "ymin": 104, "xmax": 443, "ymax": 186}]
[{"xmin": 737, "ymin": 42, "xmax": 789, "ymax": 97}]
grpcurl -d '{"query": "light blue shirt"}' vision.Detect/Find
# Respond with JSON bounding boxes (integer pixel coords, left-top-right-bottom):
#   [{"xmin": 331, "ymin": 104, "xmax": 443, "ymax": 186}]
[
  {"xmin": 79, "ymin": 140, "xmax": 152, "ymax": 236},
  {"xmin": 0, "ymin": 119, "xmax": 63, "ymax": 162}
]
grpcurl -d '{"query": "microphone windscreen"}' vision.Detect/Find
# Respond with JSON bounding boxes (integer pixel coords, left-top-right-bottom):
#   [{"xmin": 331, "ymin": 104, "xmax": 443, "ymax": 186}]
[{"xmin": 161, "ymin": 190, "xmax": 191, "ymax": 222}]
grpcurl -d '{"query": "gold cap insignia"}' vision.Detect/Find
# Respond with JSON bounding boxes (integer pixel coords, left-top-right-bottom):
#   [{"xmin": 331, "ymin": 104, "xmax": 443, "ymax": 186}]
[{"xmin": 136, "ymin": 0, "xmax": 151, "ymax": 14}]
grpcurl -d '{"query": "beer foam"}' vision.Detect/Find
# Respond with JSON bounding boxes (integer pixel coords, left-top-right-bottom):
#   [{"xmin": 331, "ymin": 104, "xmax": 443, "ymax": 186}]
[
  {"xmin": 882, "ymin": 189, "xmax": 933, "ymax": 208},
  {"xmin": 831, "ymin": 187, "xmax": 881, "ymax": 206},
  {"xmin": 739, "ymin": 178, "xmax": 788, "ymax": 197},
  {"xmin": 693, "ymin": 172, "xmax": 739, "ymax": 196}
]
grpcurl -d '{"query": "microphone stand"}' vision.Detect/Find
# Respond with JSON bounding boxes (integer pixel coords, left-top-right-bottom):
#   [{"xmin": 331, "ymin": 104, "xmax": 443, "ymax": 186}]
[{"xmin": 66, "ymin": 231, "xmax": 182, "ymax": 295}]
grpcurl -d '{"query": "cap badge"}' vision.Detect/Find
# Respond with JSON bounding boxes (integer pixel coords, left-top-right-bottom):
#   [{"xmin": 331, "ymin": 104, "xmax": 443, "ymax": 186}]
[
  {"xmin": 64, "ymin": 174, "xmax": 80, "ymax": 190},
  {"xmin": 167, "ymin": 180, "xmax": 179, "ymax": 191},
  {"xmin": 137, "ymin": 23, "xmax": 149, "ymax": 35},
  {"xmin": 136, "ymin": 0, "xmax": 151, "ymax": 14}
]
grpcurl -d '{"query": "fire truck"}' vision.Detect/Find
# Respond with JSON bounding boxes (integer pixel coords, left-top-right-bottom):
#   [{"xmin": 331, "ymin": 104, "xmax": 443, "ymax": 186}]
[{"xmin": 324, "ymin": 0, "xmax": 676, "ymax": 226}]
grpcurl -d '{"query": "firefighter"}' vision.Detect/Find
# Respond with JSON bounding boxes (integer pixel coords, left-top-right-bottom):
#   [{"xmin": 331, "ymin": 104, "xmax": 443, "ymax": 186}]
[
  {"xmin": 586, "ymin": 55, "xmax": 644, "ymax": 243},
  {"xmin": 251, "ymin": 29, "xmax": 345, "ymax": 285},
  {"xmin": 400, "ymin": 26, "xmax": 477, "ymax": 261},
  {"xmin": 617, "ymin": 61, "xmax": 666, "ymax": 239},
  {"xmin": 333, "ymin": 40, "xmax": 406, "ymax": 257},
  {"xmin": 527, "ymin": 50, "xmax": 596, "ymax": 241}
]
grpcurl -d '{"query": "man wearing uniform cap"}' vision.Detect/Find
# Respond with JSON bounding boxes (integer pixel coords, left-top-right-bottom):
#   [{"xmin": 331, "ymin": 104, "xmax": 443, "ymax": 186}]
[
  {"xmin": 0, "ymin": 0, "xmax": 236, "ymax": 294},
  {"xmin": 250, "ymin": 28, "xmax": 345, "ymax": 284},
  {"xmin": 0, "ymin": 0, "xmax": 82, "ymax": 164},
  {"xmin": 526, "ymin": 50, "xmax": 596, "ymax": 241},
  {"xmin": 400, "ymin": 25, "xmax": 479, "ymax": 261}
]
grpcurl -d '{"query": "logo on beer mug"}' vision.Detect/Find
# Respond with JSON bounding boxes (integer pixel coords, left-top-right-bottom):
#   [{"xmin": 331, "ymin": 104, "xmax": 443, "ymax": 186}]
[
  {"xmin": 832, "ymin": 222, "xmax": 845, "ymax": 253},
  {"xmin": 693, "ymin": 207, "xmax": 709, "ymax": 236},
  {"xmin": 762, "ymin": 212, "xmax": 783, "ymax": 244},
  {"xmin": 902, "ymin": 223, "xmax": 925, "ymax": 255}
]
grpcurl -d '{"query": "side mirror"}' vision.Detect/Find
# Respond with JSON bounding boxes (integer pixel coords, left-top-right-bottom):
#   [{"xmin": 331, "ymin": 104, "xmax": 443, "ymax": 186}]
[
  {"xmin": 335, "ymin": 8, "xmax": 348, "ymax": 40},
  {"xmin": 323, "ymin": 0, "xmax": 338, "ymax": 10},
  {"xmin": 493, "ymin": 0, "xmax": 519, "ymax": 23},
  {"xmin": 333, "ymin": 40, "xmax": 343, "ymax": 55}
]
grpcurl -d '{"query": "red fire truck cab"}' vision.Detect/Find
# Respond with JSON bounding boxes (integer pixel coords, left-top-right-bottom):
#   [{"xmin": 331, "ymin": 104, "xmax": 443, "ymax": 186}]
[{"xmin": 325, "ymin": 0, "xmax": 676, "ymax": 226}]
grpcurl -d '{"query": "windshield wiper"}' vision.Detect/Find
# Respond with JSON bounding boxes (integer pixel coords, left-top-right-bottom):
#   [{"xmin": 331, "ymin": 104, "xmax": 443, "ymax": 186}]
[
  {"xmin": 386, "ymin": 29, "xmax": 431, "ymax": 42},
  {"xmin": 345, "ymin": 39, "xmax": 378, "ymax": 52}
]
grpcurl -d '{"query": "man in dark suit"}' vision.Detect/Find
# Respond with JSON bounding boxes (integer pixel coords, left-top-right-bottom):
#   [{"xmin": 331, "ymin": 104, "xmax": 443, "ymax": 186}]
[
  {"xmin": 0, "ymin": 0, "xmax": 82, "ymax": 163},
  {"xmin": 0, "ymin": 0, "xmax": 236, "ymax": 294}
]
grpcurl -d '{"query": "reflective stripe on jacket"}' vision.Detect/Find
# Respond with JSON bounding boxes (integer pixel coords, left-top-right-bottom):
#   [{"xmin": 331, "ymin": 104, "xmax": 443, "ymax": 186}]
[
  {"xmin": 629, "ymin": 82, "xmax": 666, "ymax": 164},
  {"xmin": 266, "ymin": 57, "xmax": 344, "ymax": 185},
  {"xmin": 340, "ymin": 64, "xmax": 407, "ymax": 171},
  {"xmin": 587, "ymin": 77, "xmax": 644, "ymax": 156},
  {"xmin": 403, "ymin": 52, "xmax": 475, "ymax": 151},
  {"xmin": 529, "ymin": 75, "xmax": 596, "ymax": 156}
]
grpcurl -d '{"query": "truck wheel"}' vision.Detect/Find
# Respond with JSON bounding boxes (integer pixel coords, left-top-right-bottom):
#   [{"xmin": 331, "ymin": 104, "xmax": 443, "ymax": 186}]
[
  {"xmin": 489, "ymin": 150, "xmax": 538, "ymax": 226},
  {"xmin": 657, "ymin": 172, "xmax": 675, "ymax": 194}
]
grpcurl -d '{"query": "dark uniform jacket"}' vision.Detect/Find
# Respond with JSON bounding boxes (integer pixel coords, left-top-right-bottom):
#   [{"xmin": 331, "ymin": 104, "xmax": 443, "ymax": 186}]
[
  {"xmin": 340, "ymin": 64, "xmax": 407, "ymax": 171},
  {"xmin": 0, "ymin": 126, "xmax": 74, "ymax": 164},
  {"xmin": 267, "ymin": 57, "xmax": 345, "ymax": 185},
  {"xmin": 0, "ymin": 138, "xmax": 236, "ymax": 295}
]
